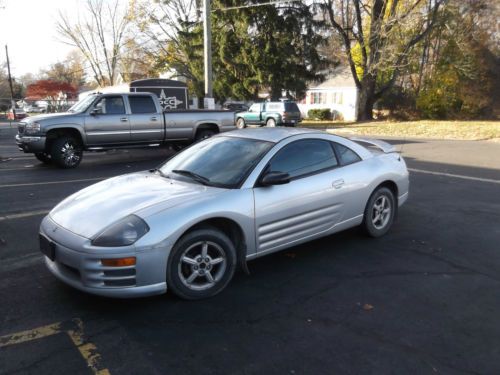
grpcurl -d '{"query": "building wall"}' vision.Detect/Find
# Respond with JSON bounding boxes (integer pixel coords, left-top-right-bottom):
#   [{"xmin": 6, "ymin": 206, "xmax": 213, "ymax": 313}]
[{"xmin": 297, "ymin": 87, "xmax": 357, "ymax": 121}]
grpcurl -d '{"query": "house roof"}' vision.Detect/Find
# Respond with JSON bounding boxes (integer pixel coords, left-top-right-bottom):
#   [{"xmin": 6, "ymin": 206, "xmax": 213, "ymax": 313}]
[{"xmin": 310, "ymin": 66, "xmax": 357, "ymax": 90}]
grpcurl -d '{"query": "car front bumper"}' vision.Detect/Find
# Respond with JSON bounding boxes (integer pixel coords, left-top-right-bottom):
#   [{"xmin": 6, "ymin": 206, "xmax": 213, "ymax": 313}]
[
  {"xmin": 15, "ymin": 134, "xmax": 47, "ymax": 153},
  {"xmin": 40, "ymin": 216, "xmax": 168, "ymax": 298}
]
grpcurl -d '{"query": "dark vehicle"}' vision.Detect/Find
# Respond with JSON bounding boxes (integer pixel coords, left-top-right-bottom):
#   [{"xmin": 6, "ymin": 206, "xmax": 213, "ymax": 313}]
[
  {"xmin": 223, "ymin": 103, "xmax": 249, "ymax": 113},
  {"xmin": 235, "ymin": 101, "xmax": 302, "ymax": 129}
]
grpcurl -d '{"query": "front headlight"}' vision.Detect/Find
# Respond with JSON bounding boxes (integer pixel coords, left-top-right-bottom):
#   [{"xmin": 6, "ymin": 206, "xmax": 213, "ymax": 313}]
[
  {"xmin": 92, "ymin": 215, "xmax": 150, "ymax": 247},
  {"xmin": 25, "ymin": 122, "xmax": 41, "ymax": 134}
]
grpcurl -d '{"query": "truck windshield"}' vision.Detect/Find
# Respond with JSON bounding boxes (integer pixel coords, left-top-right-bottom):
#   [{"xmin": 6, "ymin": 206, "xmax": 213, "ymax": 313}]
[
  {"xmin": 68, "ymin": 95, "xmax": 97, "ymax": 113},
  {"xmin": 159, "ymin": 136, "xmax": 274, "ymax": 188}
]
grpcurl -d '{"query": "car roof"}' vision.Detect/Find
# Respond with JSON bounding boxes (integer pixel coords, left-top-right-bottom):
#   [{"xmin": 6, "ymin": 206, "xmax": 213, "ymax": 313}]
[{"xmin": 221, "ymin": 127, "xmax": 324, "ymax": 143}]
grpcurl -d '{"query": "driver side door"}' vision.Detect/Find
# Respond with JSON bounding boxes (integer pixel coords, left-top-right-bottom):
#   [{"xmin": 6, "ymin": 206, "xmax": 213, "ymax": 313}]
[
  {"xmin": 85, "ymin": 95, "xmax": 130, "ymax": 145},
  {"xmin": 253, "ymin": 139, "xmax": 346, "ymax": 254},
  {"xmin": 245, "ymin": 103, "xmax": 262, "ymax": 125}
]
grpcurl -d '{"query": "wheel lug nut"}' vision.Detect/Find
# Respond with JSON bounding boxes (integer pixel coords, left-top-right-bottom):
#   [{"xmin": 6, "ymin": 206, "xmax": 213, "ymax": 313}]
[
  {"xmin": 205, "ymin": 258, "xmax": 210, "ymax": 262},
  {"xmin": 194, "ymin": 266, "xmax": 198, "ymax": 270}
]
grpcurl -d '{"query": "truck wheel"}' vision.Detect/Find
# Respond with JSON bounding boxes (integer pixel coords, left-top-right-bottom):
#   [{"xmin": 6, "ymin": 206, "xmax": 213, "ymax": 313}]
[
  {"xmin": 266, "ymin": 118, "xmax": 276, "ymax": 127},
  {"xmin": 195, "ymin": 129, "xmax": 216, "ymax": 141},
  {"xmin": 51, "ymin": 136, "xmax": 83, "ymax": 168},
  {"xmin": 236, "ymin": 118, "xmax": 246, "ymax": 129},
  {"xmin": 35, "ymin": 153, "xmax": 52, "ymax": 164}
]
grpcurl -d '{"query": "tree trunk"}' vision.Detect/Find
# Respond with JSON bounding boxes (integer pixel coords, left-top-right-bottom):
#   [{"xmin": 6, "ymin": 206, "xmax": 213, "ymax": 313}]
[{"xmin": 356, "ymin": 76, "xmax": 376, "ymax": 121}]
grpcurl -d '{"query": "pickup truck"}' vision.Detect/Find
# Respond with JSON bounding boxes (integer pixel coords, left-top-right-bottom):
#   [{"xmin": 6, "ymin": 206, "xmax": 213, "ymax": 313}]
[
  {"xmin": 235, "ymin": 101, "xmax": 302, "ymax": 129},
  {"xmin": 15, "ymin": 92, "xmax": 235, "ymax": 168}
]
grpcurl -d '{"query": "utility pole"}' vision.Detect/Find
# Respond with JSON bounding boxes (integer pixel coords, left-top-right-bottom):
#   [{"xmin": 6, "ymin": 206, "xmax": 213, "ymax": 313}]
[
  {"xmin": 203, "ymin": 0, "xmax": 213, "ymax": 99},
  {"xmin": 5, "ymin": 44, "xmax": 16, "ymax": 120}
]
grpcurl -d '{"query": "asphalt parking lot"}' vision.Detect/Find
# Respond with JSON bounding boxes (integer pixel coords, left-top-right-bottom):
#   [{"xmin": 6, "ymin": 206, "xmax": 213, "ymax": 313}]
[{"xmin": 1, "ymin": 122, "xmax": 500, "ymax": 374}]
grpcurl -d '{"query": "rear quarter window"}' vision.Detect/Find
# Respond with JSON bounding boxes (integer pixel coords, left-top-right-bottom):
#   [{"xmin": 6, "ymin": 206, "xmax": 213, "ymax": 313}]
[
  {"xmin": 129, "ymin": 96, "xmax": 157, "ymax": 114},
  {"xmin": 333, "ymin": 143, "xmax": 361, "ymax": 166}
]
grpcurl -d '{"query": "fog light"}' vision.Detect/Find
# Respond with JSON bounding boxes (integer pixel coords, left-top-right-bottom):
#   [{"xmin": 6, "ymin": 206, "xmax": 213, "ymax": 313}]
[{"xmin": 101, "ymin": 257, "xmax": 136, "ymax": 267}]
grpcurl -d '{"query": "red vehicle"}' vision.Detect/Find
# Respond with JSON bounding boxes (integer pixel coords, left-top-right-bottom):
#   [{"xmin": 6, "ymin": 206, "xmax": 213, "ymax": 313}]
[{"xmin": 7, "ymin": 108, "xmax": 28, "ymax": 120}]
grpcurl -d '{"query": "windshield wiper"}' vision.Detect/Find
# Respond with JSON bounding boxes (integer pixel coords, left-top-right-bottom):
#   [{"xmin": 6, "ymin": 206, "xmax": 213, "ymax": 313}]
[{"xmin": 172, "ymin": 169, "xmax": 210, "ymax": 185}]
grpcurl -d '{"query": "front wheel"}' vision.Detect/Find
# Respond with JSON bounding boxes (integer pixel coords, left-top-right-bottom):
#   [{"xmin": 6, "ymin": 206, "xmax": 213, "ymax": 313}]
[
  {"xmin": 236, "ymin": 118, "xmax": 246, "ymax": 129},
  {"xmin": 363, "ymin": 187, "xmax": 396, "ymax": 237},
  {"xmin": 50, "ymin": 136, "xmax": 83, "ymax": 168},
  {"xmin": 167, "ymin": 228, "xmax": 237, "ymax": 300},
  {"xmin": 35, "ymin": 152, "xmax": 52, "ymax": 164}
]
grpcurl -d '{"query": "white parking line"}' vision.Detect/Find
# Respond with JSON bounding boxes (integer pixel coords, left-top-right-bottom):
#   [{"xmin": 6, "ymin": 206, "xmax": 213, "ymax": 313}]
[
  {"xmin": 0, "ymin": 177, "xmax": 104, "ymax": 188},
  {"xmin": 0, "ymin": 209, "xmax": 50, "ymax": 221},
  {"xmin": 408, "ymin": 168, "xmax": 500, "ymax": 184}
]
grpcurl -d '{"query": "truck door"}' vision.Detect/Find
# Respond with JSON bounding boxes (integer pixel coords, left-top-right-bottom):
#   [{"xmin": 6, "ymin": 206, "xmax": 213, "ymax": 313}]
[
  {"xmin": 246, "ymin": 103, "xmax": 263, "ymax": 125},
  {"xmin": 85, "ymin": 95, "xmax": 130, "ymax": 145},
  {"xmin": 127, "ymin": 95, "xmax": 164, "ymax": 142}
]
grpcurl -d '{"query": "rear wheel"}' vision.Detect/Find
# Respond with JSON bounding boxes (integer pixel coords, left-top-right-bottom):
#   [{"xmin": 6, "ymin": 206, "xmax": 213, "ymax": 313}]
[
  {"xmin": 50, "ymin": 136, "xmax": 83, "ymax": 169},
  {"xmin": 195, "ymin": 129, "xmax": 217, "ymax": 142},
  {"xmin": 266, "ymin": 118, "xmax": 276, "ymax": 127},
  {"xmin": 363, "ymin": 187, "xmax": 396, "ymax": 237},
  {"xmin": 35, "ymin": 152, "xmax": 52, "ymax": 164},
  {"xmin": 167, "ymin": 228, "xmax": 237, "ymax": 300}
]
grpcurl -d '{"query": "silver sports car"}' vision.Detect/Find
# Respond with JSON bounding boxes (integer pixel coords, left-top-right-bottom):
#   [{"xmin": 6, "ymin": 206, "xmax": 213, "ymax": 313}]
[{"xmin": 39, "ymin": 128, "xmax": 409, "ymax": 299}]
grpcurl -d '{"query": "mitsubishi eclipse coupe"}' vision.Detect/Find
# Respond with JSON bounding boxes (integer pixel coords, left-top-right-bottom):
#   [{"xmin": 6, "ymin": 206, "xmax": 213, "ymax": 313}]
[{"xmin": 39, "ymin": 128, "xmax": 409, "ymax": 299}]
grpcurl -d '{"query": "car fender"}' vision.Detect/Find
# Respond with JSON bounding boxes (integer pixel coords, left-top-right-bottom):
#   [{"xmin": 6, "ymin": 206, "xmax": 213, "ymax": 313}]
[{"xmin": 136, "ymin": 188, "xmax": 256, "ymax": 259}]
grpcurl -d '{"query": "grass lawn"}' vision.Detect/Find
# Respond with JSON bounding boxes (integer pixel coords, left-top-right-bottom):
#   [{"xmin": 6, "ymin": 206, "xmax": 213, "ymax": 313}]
[{"xmin": 300, "ymin": 120, "xmax": 500, "ymax": 141}]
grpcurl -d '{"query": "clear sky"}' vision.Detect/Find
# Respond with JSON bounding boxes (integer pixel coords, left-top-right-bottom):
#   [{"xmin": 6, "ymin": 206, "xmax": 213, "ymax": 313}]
[{"xmin": 0, "ymin": 0, "xmax": 80, "ymax": 77}]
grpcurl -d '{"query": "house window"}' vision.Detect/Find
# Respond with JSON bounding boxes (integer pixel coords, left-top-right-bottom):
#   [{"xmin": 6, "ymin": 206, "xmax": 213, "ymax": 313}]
[{"xmin": 312, "ymin": 92, "xmax": 326, "ymax": 104}]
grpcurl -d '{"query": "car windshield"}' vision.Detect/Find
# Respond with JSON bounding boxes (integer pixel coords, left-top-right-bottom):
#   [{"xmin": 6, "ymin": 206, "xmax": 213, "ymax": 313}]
[
  {"xmin": 68, "ymin": 95, "xmax": 97, "ymax": 113},
  {"xmin": 159, "ymin": 136, "xmax": 274, "ymax": 188}
]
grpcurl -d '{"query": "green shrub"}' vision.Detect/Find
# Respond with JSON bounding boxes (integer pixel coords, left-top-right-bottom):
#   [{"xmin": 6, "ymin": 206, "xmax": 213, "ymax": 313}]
[{"xmin": 307, "ymin": 108, "xmax": 331, "ymax": 120}]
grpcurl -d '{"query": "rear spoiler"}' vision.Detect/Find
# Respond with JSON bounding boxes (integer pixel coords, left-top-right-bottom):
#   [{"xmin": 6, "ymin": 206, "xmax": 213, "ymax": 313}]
[{"xmin": 349, "ymin": 137, "xmax": 397, "ymax": 153}]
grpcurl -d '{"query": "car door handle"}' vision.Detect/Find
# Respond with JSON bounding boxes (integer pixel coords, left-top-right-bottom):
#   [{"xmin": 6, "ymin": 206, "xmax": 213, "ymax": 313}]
[
  {"xmin": 120, "ymin": 117, "xmax": 128, "ymax": 122},
  {"xmin": 332, "ymin": 179, "xmax": 345, "ymax": 189},
  {"xmin": 150, "ymin": 116, "xmax": 158, "ymax": 121}
]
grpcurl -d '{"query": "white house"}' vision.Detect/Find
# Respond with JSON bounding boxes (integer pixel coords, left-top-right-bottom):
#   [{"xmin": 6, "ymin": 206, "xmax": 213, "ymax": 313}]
[{"xmin": 298, "ymin": 66, "xmax": 358, "ymax": 121}]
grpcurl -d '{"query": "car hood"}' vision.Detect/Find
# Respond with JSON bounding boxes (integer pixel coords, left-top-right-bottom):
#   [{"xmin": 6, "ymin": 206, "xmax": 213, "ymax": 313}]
[{"xmin": 49, "ymin": 172, "xmax": 225, "ymax": 239}]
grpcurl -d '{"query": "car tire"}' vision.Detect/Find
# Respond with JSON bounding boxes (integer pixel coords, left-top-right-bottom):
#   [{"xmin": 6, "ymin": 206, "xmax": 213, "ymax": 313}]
[
  {"xmin": 266, "ymin": 118, "xmax": 276, "ymax": 127},
  {"xmin": 195, "ymin": 129, "xmax": 216, "ymax": 142},
  {"xmin": 35, "ymin": 152, "xmax": 52, "ymax": 164},
  {"xmin": 50, "ymin": 136, "xmax": 83, "ymax": 169},
  {"xmin": 167, "ymin": 227, "xmax": 237, "ymax": 300},
  {"xmin": 363, "ymin": 187, "xmax": 396, "ymax": 238},
  {"xmin": 236, "ymin": 118, "xmax": 246, "ymax": 129}
]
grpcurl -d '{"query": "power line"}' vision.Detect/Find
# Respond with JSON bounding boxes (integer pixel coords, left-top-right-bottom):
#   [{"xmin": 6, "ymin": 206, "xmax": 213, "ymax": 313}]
[{"xmin": 212, "ymin": 0, "xmax": 302, "ymax": 12}]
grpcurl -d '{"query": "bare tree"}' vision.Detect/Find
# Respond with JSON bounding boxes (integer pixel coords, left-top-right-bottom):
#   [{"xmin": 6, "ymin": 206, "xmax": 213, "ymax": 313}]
[
  {"xmin": 57, "ymin": 0, "xmax": 132, "ymax": 86},
  {"xmin": 133, "ymin": 0, "xmax": 201, "ymax": 79},
  {"xmin": 322, "ymin": 0, "xmax": 446, "ymax": 120}
]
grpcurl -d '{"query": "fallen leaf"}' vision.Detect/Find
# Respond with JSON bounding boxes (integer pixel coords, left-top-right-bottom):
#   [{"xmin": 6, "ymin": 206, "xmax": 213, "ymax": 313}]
[{"xmin": 362, "ymin": 303, "xmax": 374, "ymax": 311}]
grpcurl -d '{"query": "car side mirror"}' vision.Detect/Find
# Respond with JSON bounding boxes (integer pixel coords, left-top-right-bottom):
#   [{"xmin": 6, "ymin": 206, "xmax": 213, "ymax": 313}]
[
  {"xmin": 260, "ymin": 171, "xmax": 290, "ymax": 186},
  {"xmin": 91, "ymin": 108, "xmax": 102, "ymax": 116}
]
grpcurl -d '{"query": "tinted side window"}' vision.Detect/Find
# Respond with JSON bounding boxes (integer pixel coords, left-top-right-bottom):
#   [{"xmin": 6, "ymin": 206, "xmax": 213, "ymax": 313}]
[
  {"xmin": 95, "ymin": 96, "xmax": 125, "ymax": 115},
  {"xmin": 269, "ymin": 140, "xmax": 338, "ymax": 179},
  {"xmin": 334, "ymin": 143, "xmax": 361, "ymax": 165},
  {"xmin": 129, "ymin": 96, "xmax": 157, "ymax": 114}
]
